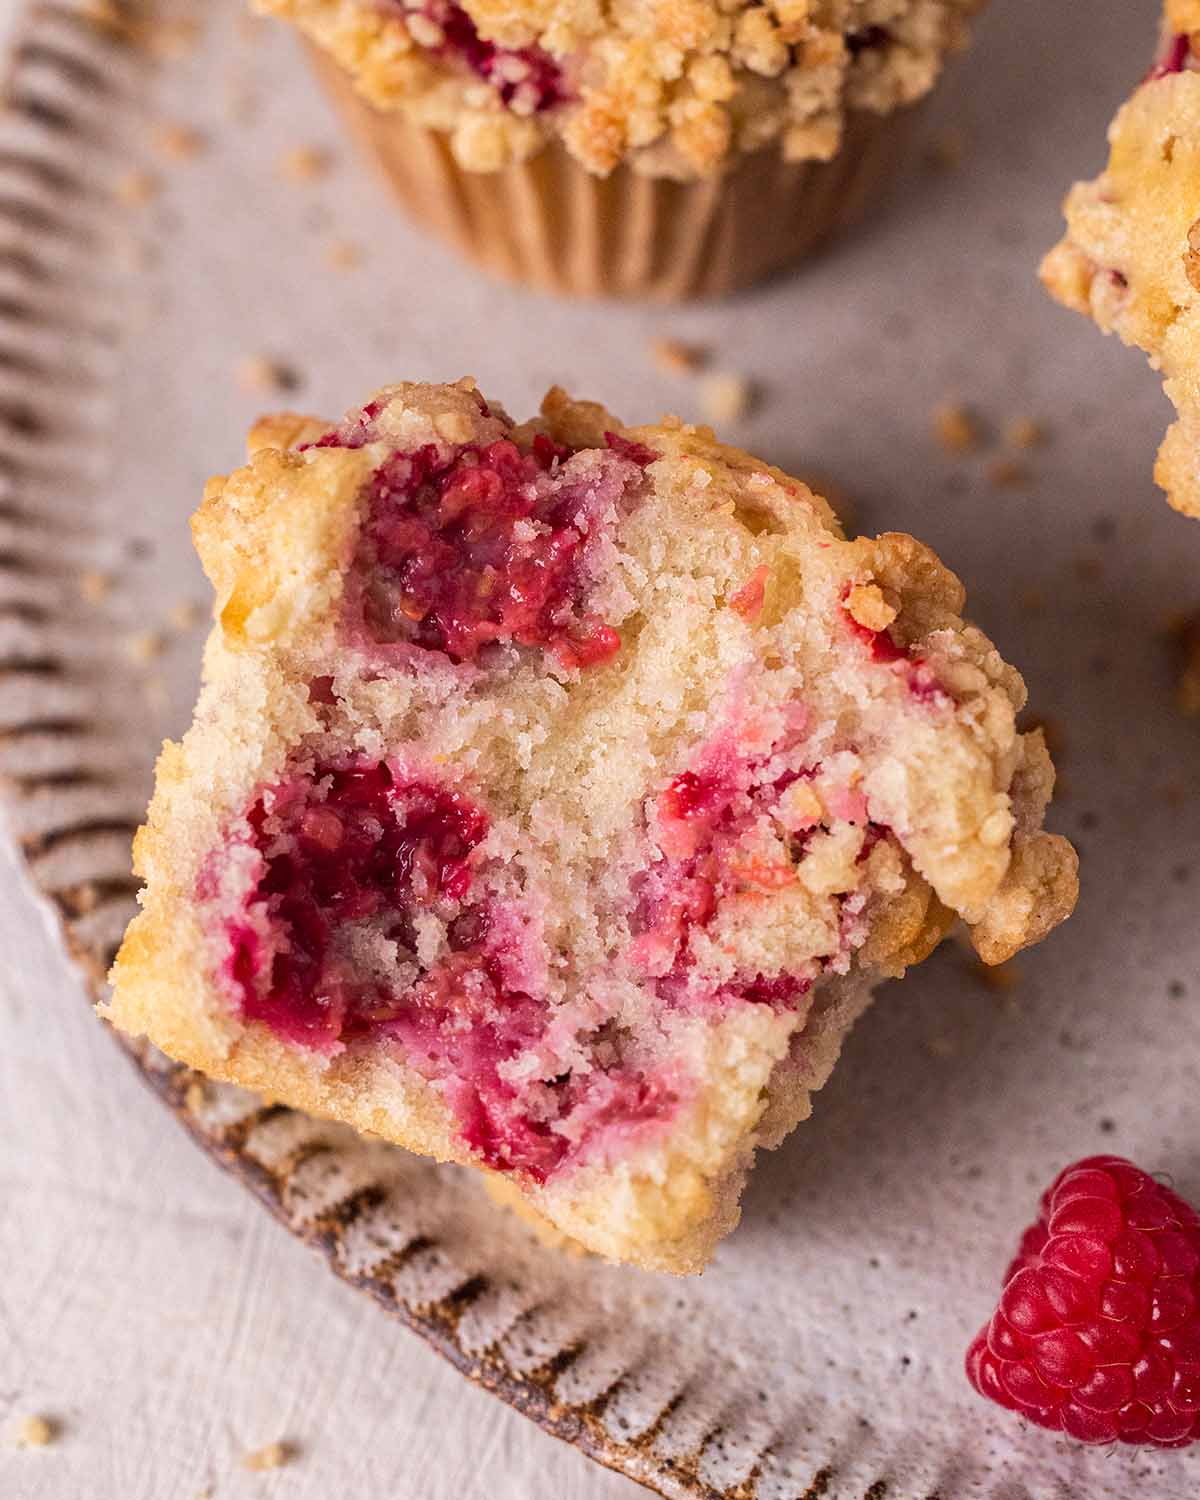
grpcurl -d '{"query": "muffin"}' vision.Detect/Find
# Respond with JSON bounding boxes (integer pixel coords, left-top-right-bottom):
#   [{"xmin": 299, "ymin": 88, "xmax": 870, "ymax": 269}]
[
  {"xmin": 1042, "ymin": 8, "xmax": 1200, "ymax": 518},
  {"xmin": 105, "ymin": 378, "xmax": 1077, "ymax": 1272},
  {"xmin": 258, "ymin": 0, "xmax": 988, "ymax": 300}
]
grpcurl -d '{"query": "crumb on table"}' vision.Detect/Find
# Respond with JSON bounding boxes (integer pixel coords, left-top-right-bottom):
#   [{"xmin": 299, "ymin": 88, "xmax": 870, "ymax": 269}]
[
  {"xmin": 243, "ymin": 1441, "xmax": 294, "ymax": 1472},
  {"xmin": 1006, "ymin": 416, "xmax": 1046, "ymax": 450},
  {"xmin": 114, "ymin": 169, "xmax": 160, "ymax": 206},
  {"xmin": 278, "ymin": 145, "xmax": 332, "ymax": 182},
  {"xmin": 649, "ymin": 337, "xmax": 708, "ymax": 376},
  {"xmin": 985, "ymin": 457, "xmax": 1030, "ymax": 489},
  {"xmin": 1169, "ymin": 608, "xmax": 1200, "ymax": 717},
  {"xmin": 925, "ymin": 128, "xmax": 966, "ymax": 171},
  {"xmin": 153, "ymin": 122, "xmax": 206, "ymax": 160},
  {"xmin": 326, "ymin": 240, "xmax": 364, "ymax": 271},
  {"xmin": 236, "ymin": 356, "xmax": 301, "ymax": 395},
  {"xmin": 699, "ymin": 373, "xmax": 753, "ymax": 425},
  {"xmin": 79, "ymin": 568, "xmax": 114, "ymax": 603},
  {"xmin": 125, "ymin": 631, "xmax": 165, "ymax": 665},
  {"xmin": 9, "ymin": 1414, "xmax": 55, "ymax": 1449},
  {"xmin": 932, "ymin": 401, "xmax": 979, "ymax": 455}
]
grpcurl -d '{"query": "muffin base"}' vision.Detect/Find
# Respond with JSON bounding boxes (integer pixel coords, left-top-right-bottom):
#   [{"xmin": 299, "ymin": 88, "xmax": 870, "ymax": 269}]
[{"xmin": 309, "ymin": 47, "xmax": 924, "ymax": 303}]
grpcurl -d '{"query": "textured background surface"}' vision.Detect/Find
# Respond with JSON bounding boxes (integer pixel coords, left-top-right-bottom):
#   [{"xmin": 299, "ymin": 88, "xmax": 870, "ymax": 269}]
[{"xmin": 2, "ymin": 0, "xmax": 1200, "ymax": 1497}]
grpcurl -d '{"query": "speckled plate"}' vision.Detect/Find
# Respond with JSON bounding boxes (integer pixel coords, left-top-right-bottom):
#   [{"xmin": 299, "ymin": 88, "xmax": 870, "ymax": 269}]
[{"xmin": 2, "ymin": 2, "xmax": 1199, "ymax": 1496}]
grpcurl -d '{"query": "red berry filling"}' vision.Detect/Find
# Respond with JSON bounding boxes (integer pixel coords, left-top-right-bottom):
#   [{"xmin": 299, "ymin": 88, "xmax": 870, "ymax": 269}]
[
  {"xmin": 332, "ymin": 422, "xmax": 649, "ymax": 668},
  {"xmin": 224, "ymin": 761, "xmax": 677, "ymax": 1181},
  {"xmin": 1149, "ymin": 33, "xmax": 1196, "ymax": 81},
  {"xmin": 387, "ymin": 0, "xmax": 567, "ymax": 113},
  {"xmin": 967, "ymin": 1156, "xmax": 1200, "ymax": 1449},
  {"xmin": 840, "ymin": 590, "xmax": 949, "ymax": 707}
]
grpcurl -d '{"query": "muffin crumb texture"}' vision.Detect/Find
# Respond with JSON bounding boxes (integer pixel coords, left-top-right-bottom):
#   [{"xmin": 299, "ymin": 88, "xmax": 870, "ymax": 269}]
[
  {"xmin": 255, "ymin": 0, "xmax": 986, "ymax": 177},
  {"xmin": 104, "ymin": 379, "xmax": 1076, "ymax": 1273}
]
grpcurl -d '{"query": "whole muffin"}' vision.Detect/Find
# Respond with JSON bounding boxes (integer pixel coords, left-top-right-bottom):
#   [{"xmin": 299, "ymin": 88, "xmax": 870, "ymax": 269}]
[
  {"xmin": 259, "ymin": 0, "xmax": 988, "ymax": 299},
  {"xmin": 105, "ymin": 379, "xmax": 1076, "ymax": 1272}
]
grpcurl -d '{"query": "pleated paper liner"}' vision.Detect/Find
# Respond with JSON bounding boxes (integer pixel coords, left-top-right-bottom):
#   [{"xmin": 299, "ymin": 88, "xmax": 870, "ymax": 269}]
[{"xmin": 308, "ymin": 45, "xmax": 924, "ymax": 303}]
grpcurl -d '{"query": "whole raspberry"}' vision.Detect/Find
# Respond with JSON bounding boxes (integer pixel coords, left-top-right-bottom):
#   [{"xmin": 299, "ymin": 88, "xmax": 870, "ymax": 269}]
[{"xmin": 966, "ymin": 1156, "xmax": 1200, "ymax": 1448}]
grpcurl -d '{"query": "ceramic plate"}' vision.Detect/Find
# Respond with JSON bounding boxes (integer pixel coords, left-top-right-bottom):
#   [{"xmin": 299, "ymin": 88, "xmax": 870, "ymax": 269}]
[{"xmin": 2, "ymin": 2, "xmax": 1198, "ymax": 1495}]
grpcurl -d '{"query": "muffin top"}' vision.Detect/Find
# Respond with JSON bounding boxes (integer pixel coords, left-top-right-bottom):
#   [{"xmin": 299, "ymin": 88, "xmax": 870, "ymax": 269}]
[
  {"xmin": 1041, "ymin": 19, "xmax": 1200, "ymax": 517},
  {"xmin": 258, "ymin": 0, "xmax": 985, "ymax": 177}
]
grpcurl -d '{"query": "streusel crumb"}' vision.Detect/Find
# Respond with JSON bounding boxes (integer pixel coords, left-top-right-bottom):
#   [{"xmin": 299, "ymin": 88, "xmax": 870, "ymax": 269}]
[
  {"xmin": 256, "ymin": 0, "xmax": 987, "ymax": 178},
  {"xmin": 79, "ymin": 568, "xmax": 114, "ymax": 603}
]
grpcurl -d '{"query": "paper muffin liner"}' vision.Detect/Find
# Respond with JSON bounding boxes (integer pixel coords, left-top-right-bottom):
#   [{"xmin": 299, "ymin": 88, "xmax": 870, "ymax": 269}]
[{"xmin": 308, "ymin": 46, "xmax": 925, "ymax": 302}]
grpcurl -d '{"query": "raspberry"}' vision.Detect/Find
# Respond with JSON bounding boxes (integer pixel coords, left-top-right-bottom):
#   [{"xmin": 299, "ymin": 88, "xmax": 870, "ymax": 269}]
[{"xmin": 966, "ymin": 1156, "xmax": 1200, "ymax": 1448}]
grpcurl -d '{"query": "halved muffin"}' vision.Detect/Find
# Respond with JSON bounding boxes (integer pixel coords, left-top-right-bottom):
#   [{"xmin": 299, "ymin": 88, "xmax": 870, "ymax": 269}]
[{"xmin": 105, "ymin": 379, "xmax": 1077, "ymax": 1272}]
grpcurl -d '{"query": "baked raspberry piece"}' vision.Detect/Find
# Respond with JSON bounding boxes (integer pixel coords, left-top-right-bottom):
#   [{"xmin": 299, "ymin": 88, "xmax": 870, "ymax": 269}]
[
  {"xmin": 967, "ymin": 1156, "xmax": 1200, "ymax": 1448},
  {"xmin": 1042, "ymin": 6, "xmax": 1200, "ymax": 517},
  {"xmin": 106, "ymin": 380, "xmax": 1076, "ymax": 1271}
]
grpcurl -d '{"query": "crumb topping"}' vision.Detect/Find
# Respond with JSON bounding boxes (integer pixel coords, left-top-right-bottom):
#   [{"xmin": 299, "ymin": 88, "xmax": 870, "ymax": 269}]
[
  {"xmin": 256, "ymin": 0, "xmax": 986, "ymax": 176},
  {"xmin": 1042, "ymin": 37, "xmax": 1200, "ymax": 517}
]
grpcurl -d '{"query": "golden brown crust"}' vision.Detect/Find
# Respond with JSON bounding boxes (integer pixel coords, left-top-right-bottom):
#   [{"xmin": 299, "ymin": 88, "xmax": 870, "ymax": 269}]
[
  {"xmin": 1042, "ymin": 63, "xmax": 1200, "ymax": 518},
  {"xmin": 256, "ymin": 0, "xmax": 986, "ymax": 177},
  {"xmin": 106, "ymin": 380, "xmax": 1075, "ymax": 1273}
]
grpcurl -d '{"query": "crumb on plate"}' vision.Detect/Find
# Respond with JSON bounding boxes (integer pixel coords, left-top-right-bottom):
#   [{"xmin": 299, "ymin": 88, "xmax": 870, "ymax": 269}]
[
  {"xmin": 279, "ymin": 145, "xmax": 332, "ymax": 182},
  {"xmin": 925, "ymin": 128, "xmax": 966, "ymax": 171},
  {"xmin": 1006, "ymin": 416, "xmax": 1046, "ymax": 450},
  {"xmin": 114, "ymin": 169, "xmax": 160, "ymax": 206},
  {"xmin": 237, "ymin": 356, "xmax": 301, "ymax": 395},
  {"xmin": 932, "ymin": 401, "xmax": 979, "ymax": 455},
  {"xmin": 326, "ymin": 240, "xmax": 363, "ymax": 270},
  {"xmin": 699, "ymin": 372, "xmax": 753, "ymax": 425},
  {"xmin": 9, "ymin": 1414, "xmax": 55, "ymax": 1449},
  {"xmin": 649, "ymin": 337, "xmax": 708, "ymax": 376},
  {"xmin": 243, "ymin": 1441, "xmax": 294, "ymax": 1471},
  {"xmin": 169, "ymin": 600, "xmax": 205, "ymax": 632},
  {"xmin": 985, "ymin": 457, "xmax": 1029, "ymax": 489},
  {"xmin": 153, "ymin": 122, "xmax": 206, "ymax": 160}
]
